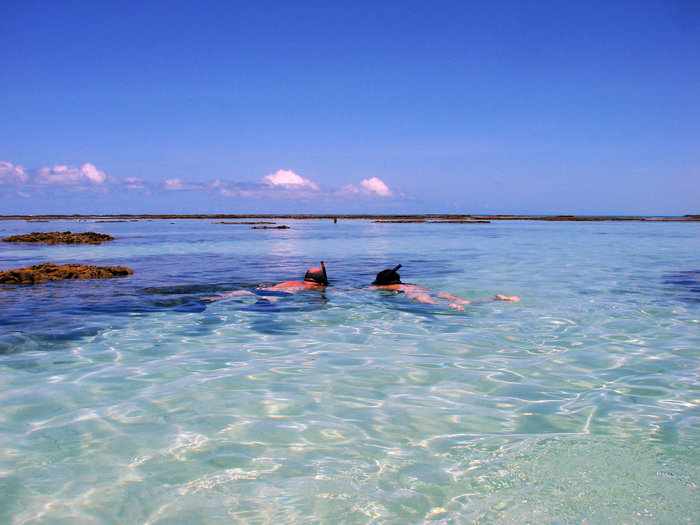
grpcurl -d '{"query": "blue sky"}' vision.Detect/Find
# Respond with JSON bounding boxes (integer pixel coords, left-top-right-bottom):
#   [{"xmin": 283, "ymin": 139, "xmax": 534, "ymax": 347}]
[{"xmin": 1, "ymin": 0, "xmax": 698, "ymax": 214}]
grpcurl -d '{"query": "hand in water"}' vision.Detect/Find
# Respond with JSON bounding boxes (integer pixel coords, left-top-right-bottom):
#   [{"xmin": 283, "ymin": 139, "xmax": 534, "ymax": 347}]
[{"xmin": 494, "ymin": 294, "xmax": 520, "ymax": 302}]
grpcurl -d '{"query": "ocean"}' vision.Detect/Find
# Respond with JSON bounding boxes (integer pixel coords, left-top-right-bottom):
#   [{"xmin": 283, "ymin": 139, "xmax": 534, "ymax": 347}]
[{"xmin": 1, "ymin": 219, "xmax": 699, "ymax": 524}]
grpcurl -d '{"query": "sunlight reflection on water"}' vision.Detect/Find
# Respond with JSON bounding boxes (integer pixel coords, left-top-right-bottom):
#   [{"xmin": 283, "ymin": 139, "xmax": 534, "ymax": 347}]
[{"xmin": 1, "ymin": 219, "xmax": 699, "ymax": 524}]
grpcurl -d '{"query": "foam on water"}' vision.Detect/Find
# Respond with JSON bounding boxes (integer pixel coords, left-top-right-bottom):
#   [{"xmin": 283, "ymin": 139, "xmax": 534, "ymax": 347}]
[{"xmin": 1, "ymin": 219, "xmax": 699, "ymax": 524}]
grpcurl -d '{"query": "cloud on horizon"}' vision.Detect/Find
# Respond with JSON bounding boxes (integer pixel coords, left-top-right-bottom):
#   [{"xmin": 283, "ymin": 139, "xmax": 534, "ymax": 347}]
[
  {"xmin": 263, "ymin": 169, "xmax": 320, "ymax": 191},
  {"xmin": 0, "ymin": 160, "xmax": 398, "ymax": 203},
  {"xmin": 35, "ymin": 163, "xmax": 108, "ymax": 186},
  {"xmin": 124, "ymin": 177, "xmax": 146, "ymax": 189},
  {"xmin": 1, "ymin": 161, "xmax": 110, "ymax": 191},
  {"xmin": 339, "ymin": 177, "xmax": 393, "ymax": 198},
  {"xmin": 154, "ymin": 169, "xmax": 396, "ymax": 202},
  {"xmin": 0, "ymin": 161, "xmax": 29, "ymax": 184},
  {"xmin": 360, "ymin": 177, "xmax": 393, "ymax": 197},
  {"xmin": 163, "ymin": 178, "xmax": 185, "ymax": 190}
]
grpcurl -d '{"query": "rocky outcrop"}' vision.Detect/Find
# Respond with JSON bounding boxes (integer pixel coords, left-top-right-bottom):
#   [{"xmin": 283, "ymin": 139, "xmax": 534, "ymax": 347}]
[
  {"xmin": 2, "ymin": 231, "xmax": 114, "ymax": 244},
  {"xmin": 374, "ymin": 219, "xmax": 427, "ymax": 223},
  {"xmin": 0, "ymin": 263, "xmax": 133, "ymax": 284},
  {"xmin": 2, "ymin": 214, "xmax": 700, "ymax": 222},
  {"xmin": 429, "ymin": 219, "xmax": 490, "ymax": 224},
  {"xmin": 373, "ymin": 219, "xmax": 490, "ymax": 224},
  {"xmin": 215, "ymin": 221, "xmax": 277, "ymax": 225}
]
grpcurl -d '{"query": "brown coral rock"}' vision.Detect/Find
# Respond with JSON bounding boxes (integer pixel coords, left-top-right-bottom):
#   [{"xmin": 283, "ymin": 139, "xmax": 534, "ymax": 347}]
[
  {"xmin": 0, "ymin": 263, "xmax": 133, "ymax": 284},
  {"xmin": 2, "ymin": 231, "xmax": 114, "ymax": 244}
]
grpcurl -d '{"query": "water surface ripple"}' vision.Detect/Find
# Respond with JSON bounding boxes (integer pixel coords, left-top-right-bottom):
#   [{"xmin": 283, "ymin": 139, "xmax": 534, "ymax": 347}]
[{"xmin": 1, "ymin": 220, "xmax": 699, "ymax": 524}]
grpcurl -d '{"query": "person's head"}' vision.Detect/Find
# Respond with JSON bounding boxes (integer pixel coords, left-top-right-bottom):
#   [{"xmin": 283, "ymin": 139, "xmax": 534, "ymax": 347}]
[
  {"xmin": 372, "ymin": 264, "xmax": 402, "ymax": 285},
  {"xmin": 304, "ymin": 261, "xmax": 328, "ymax": 286}
]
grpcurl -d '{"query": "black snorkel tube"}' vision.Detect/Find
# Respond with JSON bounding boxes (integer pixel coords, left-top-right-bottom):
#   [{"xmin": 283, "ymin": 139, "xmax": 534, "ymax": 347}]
[
  {"xmin": 320, "ymin": 261, "xmax": 329, "ymax": 285},
  {"xmin": 304, "ymin": 261, "xmax": 329, "ymax": 286}
]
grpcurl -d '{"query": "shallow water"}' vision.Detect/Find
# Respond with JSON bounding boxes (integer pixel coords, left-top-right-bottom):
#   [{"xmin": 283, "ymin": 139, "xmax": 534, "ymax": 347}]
[{"xmin": 1, "ymin": 219, "xmax": 699, "ymax": 524}]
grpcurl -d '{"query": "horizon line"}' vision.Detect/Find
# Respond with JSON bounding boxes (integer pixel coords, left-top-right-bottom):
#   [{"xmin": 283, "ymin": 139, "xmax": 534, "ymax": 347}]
[{"xmin": 1, "ymin": 213, "xmax": 699, "ymax": 223}]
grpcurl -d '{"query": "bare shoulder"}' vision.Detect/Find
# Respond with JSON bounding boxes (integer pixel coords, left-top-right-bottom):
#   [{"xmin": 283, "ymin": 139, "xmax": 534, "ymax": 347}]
[
  {"xmin": 264, "ymin": 281, "xmax": 324, "ymax": 292},
  {"xmin": 399, "ymin": 284, "xmax": 427, "ymax": 293},
  {"xmin": 263, "ymin": 281, "xmax": 303, "ymax": 291}
]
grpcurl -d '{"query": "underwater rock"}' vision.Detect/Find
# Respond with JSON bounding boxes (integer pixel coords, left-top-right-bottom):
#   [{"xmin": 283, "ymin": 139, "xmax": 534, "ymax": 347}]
[
  {"xmin": 251, "ymin": 225, "xmax": 290, "ymax": 229},
  {"xmin": 0, "ymin": 263, "xmax": 133, "ymax": 284},
  {"xmin": 2, "ymin": 231, "xmax": 114, "ymax": 244}
]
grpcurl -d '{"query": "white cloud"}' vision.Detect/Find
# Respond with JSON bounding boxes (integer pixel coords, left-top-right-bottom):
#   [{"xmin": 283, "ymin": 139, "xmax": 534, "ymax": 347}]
[
  {"xmin": 124, "ymin": 177, "xmax": 146, "ymax": 189},
  {"xmin": 0, "ymin": 160, "xmax": 403, "ymax": 203},
  {"xmin": 208, "ymin": 179, "xmax": 245, "ymax": 197},
  {"xmin": 162, "ymin": 178, "xmax": 209, "ymax": 191},
  {"xmin": 263, "ymin": 169, "xmax": 319, "ymax": 191},
  {"xmin": 80, "ymin": 163, "xmax": 107, "ymax": 184},
  {"xmin": 338, "ymin": 177, "xmax": 394, "ymax": 198},
  {"xmin": 0, "ymin": 161, "xmax": 28, "ymax": 184},
  {"xmin": 360, "ymin": 177, "xmax": 392, "ymax": 197},
  {"xmin": 164, "ymin": 178, "xmax": 185, "ymax": 190},
  {"xmin": 36, "ymin": 163, "xmax": 108, "ymax": 186},
  {"xmin": 338, "ymin": 184, "xmax": 361, "ymax": 195}
]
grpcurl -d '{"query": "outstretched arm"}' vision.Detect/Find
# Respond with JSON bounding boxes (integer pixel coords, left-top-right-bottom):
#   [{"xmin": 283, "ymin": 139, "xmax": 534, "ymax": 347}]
[
  {"xmin": 436, "ymin": 291, "xmax": 520, "ymax": 310},
  {"xmin": 437, "ymin": 291, "xmax": 471, "ymax": 311},
  {"xmin": 405, "ymin": 289, "xmax": 438, "ymax": 305}
]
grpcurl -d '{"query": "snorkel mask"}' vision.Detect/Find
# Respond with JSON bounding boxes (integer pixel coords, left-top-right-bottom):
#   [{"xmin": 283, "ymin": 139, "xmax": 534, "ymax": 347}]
[
  {"xmin": 304, "ymin": 261, "xmax": 329, "ymax": 285},
  {"xmin": 372, "ymin": 264, "xmax": 402, "ymax": 285}
]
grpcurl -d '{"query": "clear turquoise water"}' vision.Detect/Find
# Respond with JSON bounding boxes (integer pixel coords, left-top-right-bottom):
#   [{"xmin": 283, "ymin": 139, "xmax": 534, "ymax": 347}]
[{"xmin": 1, "ymin": 219, "xmax": 699, "ymax": 524}]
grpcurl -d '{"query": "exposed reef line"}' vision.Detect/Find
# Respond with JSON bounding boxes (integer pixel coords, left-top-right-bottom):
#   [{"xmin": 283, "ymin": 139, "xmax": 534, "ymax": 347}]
[
  {"xmin": 2, "ymin": 231, "xmax": 115, "ymax": 244},
  {"xmin": 0, "ymin": 263, "xmax": 133, "ymax": 284},
  {"xmin": 0, "ymin": 214, "xmax": 698, "ymax": 222}
]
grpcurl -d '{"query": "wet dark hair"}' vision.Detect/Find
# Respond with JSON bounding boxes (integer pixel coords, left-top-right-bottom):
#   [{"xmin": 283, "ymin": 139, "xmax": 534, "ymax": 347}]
[
  {"xmin": 373, "ymin": 264, "xmax": 402, "ymax": 285},
  {"xmin": 304, "ymin": 261, "xmax": 329, "ymax": 285}
]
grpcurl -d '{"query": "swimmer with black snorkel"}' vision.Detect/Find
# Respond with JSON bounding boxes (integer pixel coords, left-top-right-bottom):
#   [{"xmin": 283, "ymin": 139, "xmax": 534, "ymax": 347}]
[
  {"xmin": 371, "ymin": 264, "xmax": 519, "ymax": 311},
  {"xmin": 260, "ymin": 261, "xmax": 329, "ymax": 292},
  {"xmin": 206, "ymin": 261, "xmax": 329, "ymax": 302}
]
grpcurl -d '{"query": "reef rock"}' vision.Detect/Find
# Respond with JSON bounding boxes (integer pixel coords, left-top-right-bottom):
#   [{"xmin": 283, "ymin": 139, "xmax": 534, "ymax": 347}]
[
  {"xmin": 2, "ymin": 231, "xmax": 114, "ymax": 244},
  {"xmin": 251, "ymin": 225, "xmax": 290, "ymax": 229},
  {"xmin": 215, "ymin": 221, "xmax": 277, "ymax": 225},
  {"xmin": 0, "ymin": 263, "xmax": 133, "ymax": 284}
]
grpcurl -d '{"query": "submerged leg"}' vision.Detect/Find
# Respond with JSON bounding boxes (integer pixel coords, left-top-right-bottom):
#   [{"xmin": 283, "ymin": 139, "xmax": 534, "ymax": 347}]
[{"xmin": 205, "ymin": 290, "xmax": 278, "ymax": 303}]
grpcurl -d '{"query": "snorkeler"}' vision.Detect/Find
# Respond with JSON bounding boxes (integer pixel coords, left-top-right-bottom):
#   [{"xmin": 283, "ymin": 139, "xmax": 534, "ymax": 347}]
[
  {"xmin": 205, "ymin": 262, "xmax": 329, "ymax": 302},
  {"xmin": 371, "ymin": 264, "xmax": 519, "ymax": 311},
  {"xmin": 261, "ymin": 261, "xmax": 329, "ymax": 292}
]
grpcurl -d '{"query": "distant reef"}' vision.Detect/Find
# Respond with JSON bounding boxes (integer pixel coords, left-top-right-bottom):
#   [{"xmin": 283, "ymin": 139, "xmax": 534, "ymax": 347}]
[
  {"xmin": 251, "ymin": 225, "xmax": 290, "ymax": 229},
  {"xmin": 2, "ymin": 231, "xmax": 114, "ymax": 245},
  {"xmin": 215, "ymin": 221, "xmax": 277, "ymax": 225},
  {"xmin": 374, "ymin": 219, "xmax": 490, "ymax": 224},
  {"xmin": 0, "ymin": 263, "xmax": 133, "ymax": 284},
  {"xmin": 1, "ymin": 214, "xmax": 699, "ymax": 223}
]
